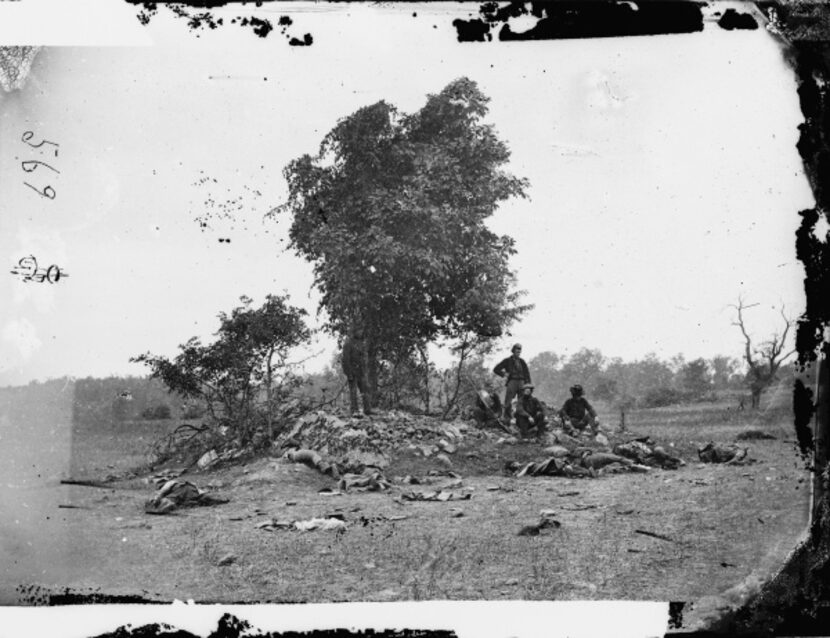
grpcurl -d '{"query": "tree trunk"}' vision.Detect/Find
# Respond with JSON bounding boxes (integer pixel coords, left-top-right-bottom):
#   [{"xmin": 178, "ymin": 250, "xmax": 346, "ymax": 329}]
[
  {"xmin": 751, "ymin": 387, "xmax": 762, "ymax": 409},
  {"xmin": 417, "ymin": 345, "xmax": 431, "ymax": 414},
  {"xmin": 442, "ymin": 340, "xmax": 470, "ymax": 419},
  {"xmin": 265, "ymin": 347, "xmax": 274, "ymax": 442},
  {"xmin": 366, "ymin": 340, "xmax": 378, "ymax": 410}
]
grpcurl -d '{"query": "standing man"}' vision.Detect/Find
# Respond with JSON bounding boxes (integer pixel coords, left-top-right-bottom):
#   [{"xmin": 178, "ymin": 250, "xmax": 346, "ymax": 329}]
[
  {"xmin": 493, "ymin": 343, "xmax": 531, "ymax": 422},
  {"xmin": 341, "ymin": 326, "xmax": 371, "ymax": 416},
  {"xmin": 558, "ymin": 384, "xmax": 599, "ymax": 434},
  {"xmin": 514, "ymin": 383, "xmax": 548, "ymax": 439}
]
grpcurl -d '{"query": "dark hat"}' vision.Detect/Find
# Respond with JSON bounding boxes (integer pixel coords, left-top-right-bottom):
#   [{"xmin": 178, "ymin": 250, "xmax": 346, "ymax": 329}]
[
  {"xmin": 512, "ymin": 343, "xmax": 522, "ymax": 352},
  {"xmin": 570, "ymin": 384, "xmax": 584, "ymax": 395}
]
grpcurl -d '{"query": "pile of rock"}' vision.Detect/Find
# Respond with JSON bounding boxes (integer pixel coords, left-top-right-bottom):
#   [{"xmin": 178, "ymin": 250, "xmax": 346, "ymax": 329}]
[{"xmin": 276, "ymin": 409, "xmax": 486, "ymax": 472}]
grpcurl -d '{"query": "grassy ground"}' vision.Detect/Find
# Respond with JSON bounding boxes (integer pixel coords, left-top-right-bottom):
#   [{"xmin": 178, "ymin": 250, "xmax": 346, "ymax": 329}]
[{"xmin": 4, "ymin": 398, "xmax": 810, "ymax": 605}]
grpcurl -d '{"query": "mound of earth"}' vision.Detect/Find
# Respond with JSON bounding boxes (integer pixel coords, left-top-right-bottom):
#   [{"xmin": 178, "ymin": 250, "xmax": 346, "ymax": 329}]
[{"xmin": 276, "ymin": 409, "xmax": 495, "ymax": 471}]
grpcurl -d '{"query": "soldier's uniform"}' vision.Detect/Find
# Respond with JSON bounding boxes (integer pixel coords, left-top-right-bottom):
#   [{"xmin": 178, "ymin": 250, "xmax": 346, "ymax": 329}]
[
  {"xmin": 493, "ymin": 345, "xmax": 531, "ymax": 420},
  {"xmin": 342, "ymin": 335, "xmax": 371, "ymax": 415},
  {"xmin": 558, "ymin": 387, "xmax": 598, "ymax": 433},
  {"xmin": 514, "ymin": 385, "xmax": 547, "ymax": 438}
]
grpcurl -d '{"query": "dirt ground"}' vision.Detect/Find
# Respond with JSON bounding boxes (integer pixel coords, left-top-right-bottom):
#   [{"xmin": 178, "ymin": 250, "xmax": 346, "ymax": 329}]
[{"xmin": 0, "ymin": 393, "xmax": 811, "ymax": 605}]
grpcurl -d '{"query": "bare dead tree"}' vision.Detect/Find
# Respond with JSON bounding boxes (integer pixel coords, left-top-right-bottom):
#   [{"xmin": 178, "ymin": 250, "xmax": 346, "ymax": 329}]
[{"xmin": 731, "ymin": 297, "xmax": 796, "ymax": 409}]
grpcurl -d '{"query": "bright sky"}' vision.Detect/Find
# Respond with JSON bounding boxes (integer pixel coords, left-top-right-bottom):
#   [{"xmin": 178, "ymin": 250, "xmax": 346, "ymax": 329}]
[{"xmin": 0, "ymin": 2, "xmax": 815, "ymax": 386}]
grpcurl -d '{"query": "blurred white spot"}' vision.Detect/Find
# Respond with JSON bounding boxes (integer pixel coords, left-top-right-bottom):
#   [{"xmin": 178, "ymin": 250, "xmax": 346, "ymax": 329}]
[
  {"xmin": 2, "ymin": 318, "xmax": 42, "ymax": 361},
  {"xmin": 585, "ymin": 70, "xmax": 632, "ymax": 111},
  {"xmin": 506, "ymin": 14, "xmax": 539, "ymax": 34},
  {"xmin": 812, "ymin": 213, "xmax": 829, "ymax": 243}
]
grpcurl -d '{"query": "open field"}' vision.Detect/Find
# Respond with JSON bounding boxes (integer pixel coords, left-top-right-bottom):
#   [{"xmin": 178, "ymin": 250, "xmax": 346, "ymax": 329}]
[{"xmin": 0, "ymin": 387, "xmax": 811, "ymax": 606}]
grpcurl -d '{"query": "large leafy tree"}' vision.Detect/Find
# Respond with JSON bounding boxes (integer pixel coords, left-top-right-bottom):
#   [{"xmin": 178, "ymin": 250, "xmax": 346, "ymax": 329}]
[{"xmin": 276, "ymin": 77, "xmax": 530, "ymax": 401}]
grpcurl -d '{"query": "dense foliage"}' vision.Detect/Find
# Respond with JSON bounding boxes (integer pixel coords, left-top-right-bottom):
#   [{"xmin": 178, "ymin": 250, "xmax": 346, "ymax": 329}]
[
  {"xmin": 276, "ymin": 77, "xmax": 531, "ymax": 404},
  {"xmin": 132, "ymin": 294, "xmax": 310, "ymax": 445}
]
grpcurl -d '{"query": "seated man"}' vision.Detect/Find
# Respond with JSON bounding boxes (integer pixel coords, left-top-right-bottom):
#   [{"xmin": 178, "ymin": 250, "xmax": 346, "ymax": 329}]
[
  {"xmin": 514, "ymin": 383, "xmax": 547, "ymax": 438},
  {"xmin": 558, "ymin": 384, "xmax": 599, "ymax": 434}
]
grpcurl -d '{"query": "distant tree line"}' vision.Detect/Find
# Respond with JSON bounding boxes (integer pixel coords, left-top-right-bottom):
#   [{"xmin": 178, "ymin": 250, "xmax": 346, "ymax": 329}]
[{"xmin": 299, "ymin": 346, "xmax": 811, "ymax": 416}]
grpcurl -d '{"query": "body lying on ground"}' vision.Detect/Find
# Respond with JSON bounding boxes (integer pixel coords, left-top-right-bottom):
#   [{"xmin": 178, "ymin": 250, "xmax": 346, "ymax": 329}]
[
  {"xmin": 338, "ymin": 469, "xmax": 390, "ymax": 492},
  {"xmin": 285, "ymin": 448, "xmax": 340, "ymax": 478},
  {"xmin": 698, "ymin": 442, "xmax": 748, "ymax": 464},
  {"xmin": 613, "ymin": 438, "xmax": 685, "ymax": 470},
  {"xmin": 144, "ymin": 479, "xmax": 228, "ymax": 514},
  {"xmin": 508, "ymin": 448, "xmax": 650, "ymax": 478}
]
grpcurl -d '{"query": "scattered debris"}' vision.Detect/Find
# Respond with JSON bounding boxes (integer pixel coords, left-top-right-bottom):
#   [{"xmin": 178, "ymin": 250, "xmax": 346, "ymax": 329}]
[
  {"xmin": 634, "ymin": 529, "xmax": 677, "ymax": 543},
  {"xmin": 450, "ymin": 508, "xmax": 465, "ymax": 518},
  {"xmin": 400, "ymin": 490, "xmax": 472, "ymax": 502},
  {"xmin": 59, "ymin": 479, "xmax": 110, "ymax": 489},
  {"xmin": 427, "ymin": 469, "xmax": 462, "ymax": 479},
  {"xmin": 196, "ymin": 449, "xmax": 219, "ymax": 470},
  {"xmin": 257, "ymin": 516, "xmax": 348, "ymax": 532},
  {"xmin": 560, "ymin": 503, "xmax": 597, "ymax": 511},
  {"xmin": 294, "ymin": 517, "xmax": 348, "ymax": 532},
  {"xmin": 57, "ymin": 504, "xmax": 89, "ymax": 510},
  {"xmin": 518, "ymin": 514, "xmax": 561, "ymax": 536},
  {"xmin": 217, "ymin": 553, "xmax": 237, "ymax": 566},
  {"xmin": 144, "ymin": 479, "xmax": 229, "ymax": 515},
  {"xmin": 720, "ymin": 561, "xmax": 737, "ymax": 568},
  {"xmin": 257, "ymin": 519, "xmax": 293, "ymax": 531},
  {"xmin": 362, "ymin": 514, "xmax": 409, "ymax": 523}
]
